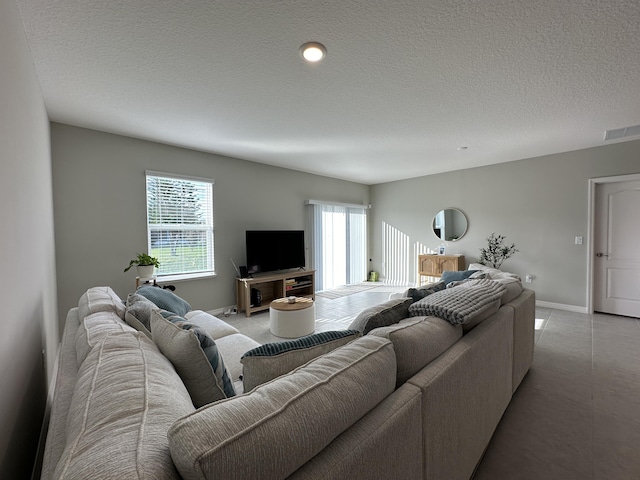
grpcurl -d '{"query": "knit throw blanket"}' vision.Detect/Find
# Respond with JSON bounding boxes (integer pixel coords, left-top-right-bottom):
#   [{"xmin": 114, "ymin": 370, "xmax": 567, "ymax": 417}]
[{"xmin": 408, "ymin": 279, "xmax": 506, "ymax": 326}]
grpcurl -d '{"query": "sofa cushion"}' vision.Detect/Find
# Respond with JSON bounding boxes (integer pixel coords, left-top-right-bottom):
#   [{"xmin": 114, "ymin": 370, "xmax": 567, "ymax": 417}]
[
  {"xmin": 348, "ymin": 297, "xmax": 413, "ymax": 334},
  {"xmin": 150, "ymin": 311, "xmax": 235, "ymax": 407},
  {"xmin": 241, "ymin": 330, "xmax": 361, "ymax": 392},
  {"xmin": 493, "ymin": 277, "xmax": 524, "ymax": 304},
  {"xmin": 369, "ymin": 316, "xmax": 463, "ymax": 386},
  {"xmin": 168, "ymin": 336, "xmax": 396, "ymax": 480},
  {"xmin": 184, "ymin": 310, "xmax": 240, "ymax": 339},
  {"xmin": 77, "ymin": 286, "xmax": 125, "ymax": 321},
  {"xmin": 440, "ymin": 270, "xmax": 478, "ymax": 285},
  {"xmin": 137, "ymin": 285, "xmax": 191, "ymax": 316},
  {"xmin": 408, "ymin": 279, "xmax": 506, "ymax": 329},
  {"xmin": 213, "ymin": 333, "xmax": 262, "ymax": 394},
  {"xmin": 75, "ymin": 310, "xmax": 136, "ymax": 366},
  {"xmin": 53, "ymin": 331, "xmax": 194, "ymax": 480}
]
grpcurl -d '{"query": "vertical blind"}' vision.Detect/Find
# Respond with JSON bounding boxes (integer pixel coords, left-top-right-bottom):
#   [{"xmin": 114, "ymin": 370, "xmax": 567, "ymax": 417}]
[
  {"xmin": 146, "ymin": 171, "xmax": 215, "ymax": 276},
  {"xmin": 306, "ymin": 201, "xmax": 367, "ymax": 291}
]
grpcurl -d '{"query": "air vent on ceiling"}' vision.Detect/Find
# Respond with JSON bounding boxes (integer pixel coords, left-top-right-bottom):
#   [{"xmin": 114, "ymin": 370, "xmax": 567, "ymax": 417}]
[{"xmin": 604, "ymin": 124, "xmax": 640, "ymax": 141}]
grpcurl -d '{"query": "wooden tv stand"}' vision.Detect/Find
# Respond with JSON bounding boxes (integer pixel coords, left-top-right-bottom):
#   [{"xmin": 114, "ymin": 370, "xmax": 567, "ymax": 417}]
[{"xmin": 236, "ymin": 270, "xmax": 316, "ymax": 317}]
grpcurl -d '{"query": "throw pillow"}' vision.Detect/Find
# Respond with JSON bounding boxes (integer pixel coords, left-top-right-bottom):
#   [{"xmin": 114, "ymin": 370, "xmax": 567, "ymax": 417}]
[
  {"xmin": 405, "ymin": 281, "xmax": 446, "ymax": 302},
  {"xmin": 241, "ymin": 330, "xmax": 361, "ymax": 392},
  {"xmin": 150, "ymin": 311, "xmax": 235, "ymax": 407},
  {"xmin": 348, "ymin": 297, "xmax": 413, "ymax": 335},
  {"xmin": 440, "ymin": 270, "xmax": 478, "ymax": 285},
  {"xmin": 124, "ymin": 293, "xmax": 172, "ymax": 338},
  {"xmin": 467, "ymin": 263, "xmax": 521, "ymax": 281},
  {"xmin": 137, "ymin": 286, "xmax": 191, "ymax": 316}
]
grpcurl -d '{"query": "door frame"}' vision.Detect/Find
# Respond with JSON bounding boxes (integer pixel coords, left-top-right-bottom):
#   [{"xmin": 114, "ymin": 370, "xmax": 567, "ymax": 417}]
[{"xmin": 587, "ymin": 172, "xmax": 640, "ymax": 314}]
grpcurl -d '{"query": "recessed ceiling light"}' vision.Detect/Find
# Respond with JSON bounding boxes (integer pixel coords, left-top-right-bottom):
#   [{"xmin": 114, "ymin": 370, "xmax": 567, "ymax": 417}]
[{"xmin": 300, "ymin": 42, "xmax": 326, "ymax": 63}]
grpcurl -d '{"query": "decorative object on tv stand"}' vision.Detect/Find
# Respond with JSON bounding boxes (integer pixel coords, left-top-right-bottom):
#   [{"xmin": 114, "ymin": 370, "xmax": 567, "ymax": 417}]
[
  {"xmin": 478, "ymin": 233, "xmax": 518, "ymax": 269},
  {"xmin": 123, "ymin": 253, "xmax": 160, "ymax": 281}
]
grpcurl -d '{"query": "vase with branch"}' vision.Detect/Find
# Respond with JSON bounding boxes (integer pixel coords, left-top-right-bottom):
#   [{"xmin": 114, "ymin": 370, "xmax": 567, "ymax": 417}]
[{"xmin": 478, "ymin": 233, "xmax": 518, "ymax": 269}]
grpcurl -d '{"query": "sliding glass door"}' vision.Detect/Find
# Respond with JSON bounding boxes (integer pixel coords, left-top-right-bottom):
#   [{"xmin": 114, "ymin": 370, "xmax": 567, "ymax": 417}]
[{"xmin": 306, "ymin": 202, "xmax": 367, "ymax": 291}]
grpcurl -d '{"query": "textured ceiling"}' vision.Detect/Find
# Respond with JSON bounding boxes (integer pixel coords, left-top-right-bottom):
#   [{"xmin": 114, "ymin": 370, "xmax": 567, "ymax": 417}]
[{"xmin": 15, "ymin": 0, "xmax": 640, "ymax": 185}]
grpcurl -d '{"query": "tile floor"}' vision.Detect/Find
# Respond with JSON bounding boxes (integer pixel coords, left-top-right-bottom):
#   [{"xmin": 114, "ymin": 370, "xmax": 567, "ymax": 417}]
[{"xmin": 223, "ymin": 285, "xmax": 640, "ymax": 479}]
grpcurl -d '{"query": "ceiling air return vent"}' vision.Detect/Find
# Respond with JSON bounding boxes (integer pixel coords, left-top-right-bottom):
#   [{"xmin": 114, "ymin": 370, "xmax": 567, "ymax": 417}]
[{"xmin": 604, "ymin": 124, "xmax": 640, "ymax": 141}]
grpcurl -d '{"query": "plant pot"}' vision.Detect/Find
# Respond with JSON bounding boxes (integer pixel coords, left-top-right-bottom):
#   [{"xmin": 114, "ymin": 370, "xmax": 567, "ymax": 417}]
[{"xmin": 137, "ymin": 265, "xmax": 155, "ymax": 281}]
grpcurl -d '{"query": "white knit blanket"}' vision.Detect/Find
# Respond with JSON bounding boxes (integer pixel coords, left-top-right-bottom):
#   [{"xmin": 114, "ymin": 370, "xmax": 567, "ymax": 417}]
[{"xmin": 408, "ymin": 279, "xmax": 506, "ymax": 325}]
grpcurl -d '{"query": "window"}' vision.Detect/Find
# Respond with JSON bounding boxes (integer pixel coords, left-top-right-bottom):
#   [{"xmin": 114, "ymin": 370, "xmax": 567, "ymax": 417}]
[{"xmin": 146, "ymin": 171, "xmax": 215, "ymax": 277}]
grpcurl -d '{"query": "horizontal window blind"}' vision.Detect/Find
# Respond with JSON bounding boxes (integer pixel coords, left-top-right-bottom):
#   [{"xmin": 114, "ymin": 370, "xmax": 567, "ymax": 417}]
[{"xmin": 146, "ymin": 172, "xmax": 215, "ymax": 276}]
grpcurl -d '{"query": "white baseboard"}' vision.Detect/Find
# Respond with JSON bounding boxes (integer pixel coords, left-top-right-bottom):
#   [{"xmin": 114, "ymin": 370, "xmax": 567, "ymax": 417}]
[{"xmin": 536, "ymin": 300, "xmax": 589, "ymax": 314}]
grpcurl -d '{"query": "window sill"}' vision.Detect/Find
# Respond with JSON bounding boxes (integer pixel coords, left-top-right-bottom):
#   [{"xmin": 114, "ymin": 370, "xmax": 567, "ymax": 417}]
[{"xmin": 156, "ymin": 272, "xmax": 217, "ymax": 283}]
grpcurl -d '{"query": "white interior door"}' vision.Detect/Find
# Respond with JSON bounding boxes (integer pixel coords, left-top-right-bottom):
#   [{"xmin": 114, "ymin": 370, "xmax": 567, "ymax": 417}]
[{"xmin": 593, "ymin": 180, "xmax": 640, "ymax": 317}]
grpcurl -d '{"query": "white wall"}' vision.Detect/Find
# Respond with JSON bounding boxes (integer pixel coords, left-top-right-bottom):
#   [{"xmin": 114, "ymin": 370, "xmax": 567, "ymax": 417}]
[
  {"xmin": 370, "ymin": 140, "xmax": 640, "ymax": 309},
  {"xmin": 51, "ymin": 123, "xmax": 370, "ymax": 323},
  {"xmin": 0, "ymin": 0, "xmax": 58, "ymax": 477}
]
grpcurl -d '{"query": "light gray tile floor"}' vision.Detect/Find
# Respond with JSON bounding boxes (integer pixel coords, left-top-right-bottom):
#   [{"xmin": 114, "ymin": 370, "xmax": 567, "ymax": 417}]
[
  {"xmin": 474, "ymin": 308, "xmax": 640, "ymax": 480},
  {"xmin": 222, "ymin": 285, "xmax": 640, "ymax": 479}
]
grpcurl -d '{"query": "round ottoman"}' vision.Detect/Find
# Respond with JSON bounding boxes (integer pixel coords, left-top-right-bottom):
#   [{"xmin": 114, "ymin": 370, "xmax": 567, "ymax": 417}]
[{"xmin": 269, "ymin": 297, "xmax": 315, "ymax": 338}]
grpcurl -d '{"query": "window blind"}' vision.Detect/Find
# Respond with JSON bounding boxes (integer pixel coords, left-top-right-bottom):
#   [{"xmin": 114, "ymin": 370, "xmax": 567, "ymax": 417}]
[
  {"xmin": 146, "ymin": 172, "xmax": 215, "ymax": 276},
  {"xmin": 306, "ymin": 202, "xmax": 367, "ymax": 291}
]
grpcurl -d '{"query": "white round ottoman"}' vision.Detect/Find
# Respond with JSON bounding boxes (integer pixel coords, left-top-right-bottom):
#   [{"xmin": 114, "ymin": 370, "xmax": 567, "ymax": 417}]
[{"xmin": 269, "ymin": 297, "xmax": 315, "ymax": 338}]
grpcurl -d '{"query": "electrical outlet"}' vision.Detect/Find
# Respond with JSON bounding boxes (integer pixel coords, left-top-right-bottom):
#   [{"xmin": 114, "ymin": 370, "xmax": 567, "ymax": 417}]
[
  {"xmin": 525, "ymin": 274, "xmax": 534, "ymax": 283},
  {"xmin": 575, "ymin": 236, "xmax": 583, "ymax": 245}
]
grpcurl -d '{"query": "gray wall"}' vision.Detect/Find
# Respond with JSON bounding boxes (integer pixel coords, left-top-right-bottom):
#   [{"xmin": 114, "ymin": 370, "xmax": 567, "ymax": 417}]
[
  {"xmin": 370, "ymin": 140, "xmax": 640, "ymax": 309},
  {"xmin": 51, "ymin": 123, "xmax": 370, "ymax": 324},
  {"xmin": 0, "ymin": 0, "xmax": 59, "ymax": 477}
]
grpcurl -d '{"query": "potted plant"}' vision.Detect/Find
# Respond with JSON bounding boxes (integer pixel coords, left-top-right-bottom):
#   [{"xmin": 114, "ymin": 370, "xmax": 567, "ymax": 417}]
[
  {"xmin": 124, "ymin": 253, "xmax": 160, "ymax": 280},
  {"xmin": 478, "ymin": 233, "xmax": 518, "ymax": 269}
]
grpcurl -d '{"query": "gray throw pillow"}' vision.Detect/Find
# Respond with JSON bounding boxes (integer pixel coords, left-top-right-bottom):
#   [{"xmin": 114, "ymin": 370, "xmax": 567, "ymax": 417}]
[
  {"xmin": 150, "ymin": 311, "xmax": 235, "ymax": 407},
  {"xmin": 241, "ymin": 330, "xmax": 361, "ymax": 391},
  {"xmin": 137, "ymin": 286, "xmax": 191, "ymax": 316},
  {"xmin": 124, "ymin": 293, "xmax": 159, "ymax": 337},
  {"xmin": 405, "ymin": 281, "xmax": 446, "ymax": 302},
  {"xmin": 348, "ymin": 297, "xmax": 413, "ymax": 334},
  {"xmin": 440, "ymin": 270, "xmax": 478, "ymax": 285}
]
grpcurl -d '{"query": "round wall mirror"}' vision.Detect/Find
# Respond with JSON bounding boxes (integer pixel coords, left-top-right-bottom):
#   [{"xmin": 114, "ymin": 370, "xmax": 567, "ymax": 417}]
[{"xmin": 432, "ymin": 208, "xmax": 468, "ymax": 241}]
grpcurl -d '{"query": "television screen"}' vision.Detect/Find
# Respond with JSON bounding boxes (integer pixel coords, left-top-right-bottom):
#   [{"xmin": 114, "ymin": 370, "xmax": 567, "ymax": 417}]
[{"xmin": 246, "ymin": 230, "xmax": 305, "ymax": 274}]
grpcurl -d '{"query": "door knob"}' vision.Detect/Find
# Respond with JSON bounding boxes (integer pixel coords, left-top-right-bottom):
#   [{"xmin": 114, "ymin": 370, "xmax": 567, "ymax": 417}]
[{"xmin": 595, "ymin": 252, "xmax": 610, "ymax": 257}]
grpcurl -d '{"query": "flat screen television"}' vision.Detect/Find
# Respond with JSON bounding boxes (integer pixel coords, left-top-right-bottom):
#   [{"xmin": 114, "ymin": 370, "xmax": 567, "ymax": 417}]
[{"xmin": 246, "ymin": 230, "xmax": 305, "ymax": 274}]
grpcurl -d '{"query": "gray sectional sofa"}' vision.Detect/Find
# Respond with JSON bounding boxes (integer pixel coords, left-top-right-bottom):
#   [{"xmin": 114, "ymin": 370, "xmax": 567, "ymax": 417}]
[{"xmin": 41, "ymin": 266, "xmax": 535, "ymax": 480}]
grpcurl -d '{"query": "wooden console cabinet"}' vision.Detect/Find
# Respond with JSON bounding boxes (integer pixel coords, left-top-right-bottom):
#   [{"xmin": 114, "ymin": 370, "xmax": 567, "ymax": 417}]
[
  {"xmin": 236, "ymin": 270, "xmax": 315, "ymax": 317},
  {"xmin": 418, "ymin": 254, "xmax": 465, "ymax": 284}
]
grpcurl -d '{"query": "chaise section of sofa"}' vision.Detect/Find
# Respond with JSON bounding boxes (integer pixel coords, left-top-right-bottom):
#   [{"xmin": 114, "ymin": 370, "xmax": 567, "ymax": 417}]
[{"xmin": 408, "ymin": 306, "xmax": 514, "ymax": 480}]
